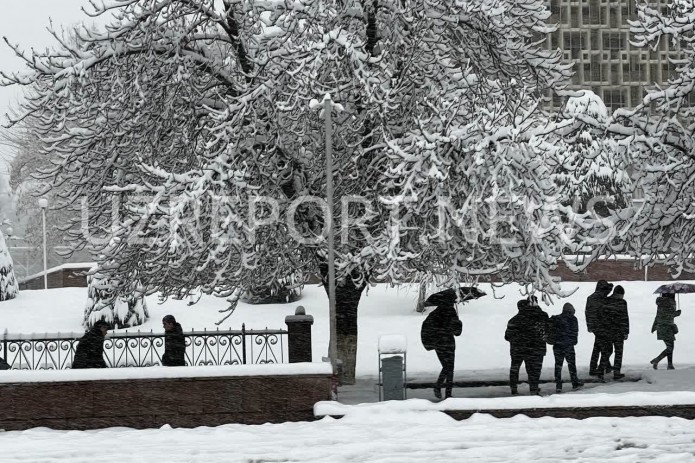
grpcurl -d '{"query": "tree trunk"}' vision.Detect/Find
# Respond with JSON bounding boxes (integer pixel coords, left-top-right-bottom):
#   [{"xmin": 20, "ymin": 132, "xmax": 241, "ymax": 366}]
[{"xmin": 319, "ymin": 264, "xmax": 367, "ymax": 385}]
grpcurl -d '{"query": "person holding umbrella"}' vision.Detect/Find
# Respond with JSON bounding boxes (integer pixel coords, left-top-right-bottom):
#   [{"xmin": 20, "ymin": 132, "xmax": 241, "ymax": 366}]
[
  {"xmin": 651, "ymin": 292, "xmax": 681, "ymax": 370},
  {"xmin": 420, "ymin": 287, "xmax": 486, "ymax": 399}
]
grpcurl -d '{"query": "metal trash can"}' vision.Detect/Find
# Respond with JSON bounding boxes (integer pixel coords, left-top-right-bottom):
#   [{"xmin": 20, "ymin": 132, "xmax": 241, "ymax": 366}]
[
  {"xmin": 378, "ymin": 334, "xmax": 407, "ymax": 401},
  {"xmin": 381, "ymin": 355, "xmax": 405, "ymax": 400}
]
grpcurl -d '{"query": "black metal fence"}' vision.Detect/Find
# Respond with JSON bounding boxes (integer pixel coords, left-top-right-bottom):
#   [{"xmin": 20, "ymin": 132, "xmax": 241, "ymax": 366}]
[{"xmin": 1, "ymin": 324, "xmax": 287, "ymax": 370}]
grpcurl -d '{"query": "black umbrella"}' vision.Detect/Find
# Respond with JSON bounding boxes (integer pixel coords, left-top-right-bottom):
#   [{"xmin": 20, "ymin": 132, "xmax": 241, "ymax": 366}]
[
  {"xmin": 423, "ymin": 287, "xmax": 487, "ymax": 307},
  {"xmin": 654, "ymin": 282, "xmax": 695, "ymax": 310}
]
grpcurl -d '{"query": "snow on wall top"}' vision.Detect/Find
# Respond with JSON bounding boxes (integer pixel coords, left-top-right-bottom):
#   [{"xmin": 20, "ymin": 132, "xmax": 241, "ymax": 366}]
[
  {"xmin": 0, "ymin": 363, "xmax": 332, "ymax": 383},
  {"xmin": 18, "ymin": 262, "xmax": 96, "ymax": 284}
]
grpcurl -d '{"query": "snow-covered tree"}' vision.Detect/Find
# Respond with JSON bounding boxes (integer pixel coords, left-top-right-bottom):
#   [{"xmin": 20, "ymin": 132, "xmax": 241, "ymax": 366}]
[
  {"xmin": 0, "ymin": 229, "xmax": 18, "ymax": 301},
  {"xmin": 2, "ymin": 0, "xmax": 584, "ymax": 382},
  {"xmin": 550, "ymin": 90, "xmax": 632, "ymax": 217},
  {"xmin": 593, "ymin": 1, "xmax": 695, "ymax": 274},
  {"xmin": 84, "ymin": 266, "xmax": 149, "ymax": 329}
]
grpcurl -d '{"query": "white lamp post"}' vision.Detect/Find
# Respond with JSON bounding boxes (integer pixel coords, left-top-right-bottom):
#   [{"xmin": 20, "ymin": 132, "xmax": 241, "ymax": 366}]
[
  {"xmin": 310, "ymin": 94, "xmax": 343, "ymax": 396},
  {"xmin": 38, "ymin": 198, "xmax": 48, "ymax": 289}
]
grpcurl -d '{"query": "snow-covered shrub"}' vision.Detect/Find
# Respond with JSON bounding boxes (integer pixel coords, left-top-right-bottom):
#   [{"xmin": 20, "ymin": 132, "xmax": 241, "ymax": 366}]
[
  {"xmin": 242, "ymin": 273, "xmax": 303, "ymax": 304},
  {"xmin": 0, "ymin": 230, "xmax": 18, "ymax": 301},
  {"xmin": 83, "ymin": 266, "xmax": 148, "ymax": 329}
]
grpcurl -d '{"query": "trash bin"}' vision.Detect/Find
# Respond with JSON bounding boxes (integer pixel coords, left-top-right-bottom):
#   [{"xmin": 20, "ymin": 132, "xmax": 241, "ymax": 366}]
[
  {"xmin": 381, "ymin": 355, "xmax": 404, "ymax": 400},
  {"xmin": 378, "ymin": 334, "xmax": 407, "ymax": 401}
]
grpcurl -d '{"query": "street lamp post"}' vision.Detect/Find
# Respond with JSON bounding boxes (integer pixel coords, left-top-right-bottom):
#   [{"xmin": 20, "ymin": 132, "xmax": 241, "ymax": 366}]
[
  {"xmin": 38, "ymin": 198, "xmax": 48, "ymax": 290},
  {"xmin": 310, "ymin": 94, "xmax": 342, "ymax": 397}
]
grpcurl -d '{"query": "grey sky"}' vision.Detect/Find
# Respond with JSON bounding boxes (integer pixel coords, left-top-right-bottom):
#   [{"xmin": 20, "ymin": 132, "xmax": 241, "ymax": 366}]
[{"xmin": 0, "ymin": 0, "xmax": 95, "ymax": 131}]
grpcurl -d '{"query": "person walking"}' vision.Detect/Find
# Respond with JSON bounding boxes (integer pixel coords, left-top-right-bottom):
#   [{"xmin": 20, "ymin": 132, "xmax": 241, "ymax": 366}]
[
  {"xmin": 162, "ymin": 315, "xmax": 186, "ymax": 367},
  {"xmin": 602, "ymin": 285, "xmax": 629, "ymax": 380},
  {"xmin": 505, "ymin": 298, "xmax": 549, "ymax": 396},
  {"xmin": 585, "ymin": 280, "xmax": 613, "ymax": 376},
  {"xmin": 550, "ymin": 303, "xmax": 583, "ymax": 393},
  {"xmin": 72, "ymin": 320, "xmax": 109, "ymax": 369},
  {"xmin": 651, "ymin": 293, "xmax": 681, "ymax": 370},
  {"xmin": 420, "ymin": 297, "xmax": 463, "ymax": 399}
]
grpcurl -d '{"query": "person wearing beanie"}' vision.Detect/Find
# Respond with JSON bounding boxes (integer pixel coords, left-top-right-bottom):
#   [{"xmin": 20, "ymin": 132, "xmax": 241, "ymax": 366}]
[
  {"xmin": 585, "ymin": 279, "xmax": 614, "ymax": 376},
  {"xmin": 548, "ymin": 303, "xmax": 583, "ymax": 392},
  {"xmin": 505, "ymin": 298, "xmax": 549, "ymax": 396},
  {"xmin": 600, "ymin": 285, "xmax": 630, "ymax": 380}
]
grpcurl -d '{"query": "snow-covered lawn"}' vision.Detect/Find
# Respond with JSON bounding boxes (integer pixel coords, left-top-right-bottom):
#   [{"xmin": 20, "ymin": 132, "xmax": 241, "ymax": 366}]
[
  {"xmin": 4, "ymin": 280, "xmax": 695, "ymax": 380},
  {"xmin": 3, "ymin": 412, "xmax": 695, "ymax": 462}
]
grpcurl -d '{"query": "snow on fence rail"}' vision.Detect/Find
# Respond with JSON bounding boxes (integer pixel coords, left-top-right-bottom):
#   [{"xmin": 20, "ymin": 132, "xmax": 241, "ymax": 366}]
[{"xmin": 0, "ymin": 325, "xmax": 287, "ymax": 370}]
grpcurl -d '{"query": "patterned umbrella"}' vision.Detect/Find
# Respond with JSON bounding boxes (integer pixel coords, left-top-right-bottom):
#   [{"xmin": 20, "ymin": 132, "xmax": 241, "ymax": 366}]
[
  {"xmin": 653, "ymin": 282, "xmax": 695, "ymax": 310},
  {"xmin": 653, "ymin": 283, "xmax": 695, "ymax": 294}
]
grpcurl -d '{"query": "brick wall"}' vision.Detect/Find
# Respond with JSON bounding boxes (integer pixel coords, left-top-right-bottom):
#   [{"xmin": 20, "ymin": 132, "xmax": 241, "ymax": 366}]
[
  {"xmin": 19, "ymin": 267, "xmax": 91, "ymax": 290},
  {"xmin": 0, "ymin": 373, "xmax": 331, "ymax": 431}
]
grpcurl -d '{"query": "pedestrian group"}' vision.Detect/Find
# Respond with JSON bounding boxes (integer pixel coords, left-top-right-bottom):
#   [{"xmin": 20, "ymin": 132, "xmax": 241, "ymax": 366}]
[{"xmin": 422, "ymin": 279, "xmax": 680, "ymax": 398}]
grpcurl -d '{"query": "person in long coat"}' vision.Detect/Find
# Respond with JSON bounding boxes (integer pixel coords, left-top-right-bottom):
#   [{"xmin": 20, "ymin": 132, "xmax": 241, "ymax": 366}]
[
  {"xmin": 72, "ymin": 321, "xmax": 109, "ymax": 369},
  {"xmin": 162, "ymin": 315, "xmax": 186, "ymax": 367},
  {"xmin": 600, "ymin": 285, "xmax": 629, "ymax": 380},
  {"xmin": 585, "ymin": 280, "xmax": 613, "ymax": 375},
  {"xmin": 505, "ymin": 299, "xmax": 549, "ymax": 395},
  {"xmin": 651, "ymin": 293, "xmax": 681, "ymax": 370}
]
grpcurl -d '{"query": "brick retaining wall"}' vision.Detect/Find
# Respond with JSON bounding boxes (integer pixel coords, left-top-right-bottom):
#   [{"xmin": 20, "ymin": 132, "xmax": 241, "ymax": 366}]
[{"xmin": 0, "ymin": 373, "xmax": 331, "ymax": 431}]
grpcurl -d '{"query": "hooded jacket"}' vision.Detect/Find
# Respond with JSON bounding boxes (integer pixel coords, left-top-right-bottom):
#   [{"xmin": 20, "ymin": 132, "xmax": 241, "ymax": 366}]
[
  {"xmin": 72, "ymin": 326, "xmax": 107, "ymax": 369},
  {"xmin": 505, "ymin": 301, "xmax": 549, "ymax": 355},
  {"xmin": 162, "ymin": 322, "xmax": 186, "ymax": 366},
  {"xmin": 585, "ymin": 280, "xmax": 612, "ymax": 333}
]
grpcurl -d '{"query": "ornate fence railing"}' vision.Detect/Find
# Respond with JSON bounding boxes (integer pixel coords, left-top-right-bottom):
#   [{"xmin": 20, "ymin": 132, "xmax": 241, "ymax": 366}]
[{"xmin": 1, "ymin": 324, "xmax": 287, "ymax": 370}]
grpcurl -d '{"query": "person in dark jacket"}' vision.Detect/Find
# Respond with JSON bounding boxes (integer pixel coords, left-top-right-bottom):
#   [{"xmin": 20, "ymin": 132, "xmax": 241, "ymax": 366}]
[
  {"xmin": 421, "ymin": 301, "xmax": 462, "ymax": 399},
  {"xmin": 162, "ymin": 315, "xmax": 186, "ymax": 367},
  {"xmin": 585, "ymin": 280, "xmax": 613, "ymax": 375},
  {"xmin": 72, "ymin": 321, "xmax": 109, "ymax": 369},
  {"xmin": 551, "ymin": 303, "xmax": 583, "ymax": 392},
  {"xmin": 601, "ymin": 285, "xmax": 629, "ymax": 380},
  {"xmin": 505, "ymin": 299, "xmax": 549, "ymax": 395},
  {"xmin": 650, "ymin": 293, "xmax": 681, "ymax": 370}
]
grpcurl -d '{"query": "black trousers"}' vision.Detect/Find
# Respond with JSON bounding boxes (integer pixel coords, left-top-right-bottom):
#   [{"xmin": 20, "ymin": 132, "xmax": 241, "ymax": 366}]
[
  {"xmin": 590, "ymin": 334, "xmax": 612, "ymax": 373},
  {"xmin": 435, "ymin": 349, "xmax": 455, "ymax": 397},
  {"xmin": 611, "ymin": 340, "xmax": 624, "ymax": 373},
  {"xmin": 653, "ymin": 340, "xmax": 675, "ymax": 365},
  {"xmin": 510, "ymin": 352, "xmax": 544, "ymax": 392},
  {"xmin": 553, "ymin": 345, "xmax": 580, "ymax": 387}
]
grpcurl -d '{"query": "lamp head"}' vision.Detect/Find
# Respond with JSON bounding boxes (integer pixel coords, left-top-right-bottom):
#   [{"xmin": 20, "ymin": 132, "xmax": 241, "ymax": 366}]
[{"xmin": 38, "ymin": 198, "xmax": 48, "ymax": 209}]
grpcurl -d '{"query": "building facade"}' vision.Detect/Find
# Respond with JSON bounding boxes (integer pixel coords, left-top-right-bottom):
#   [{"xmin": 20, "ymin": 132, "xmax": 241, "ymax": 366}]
[{"xmin": 546, "ymin": 0, "xmax": 677, "ymax": 111}]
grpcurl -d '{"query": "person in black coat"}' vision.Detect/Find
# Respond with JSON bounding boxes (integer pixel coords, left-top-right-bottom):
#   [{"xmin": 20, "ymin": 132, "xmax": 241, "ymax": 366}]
[
  {"xmin": 421, "ymin": 301, "xmax": 462, "ymax": 399},
  {"xmin": 600, "ymin": 285, "xmax": 629, "ymax": 380},
  {"xmin": 550, "ymin": 303, "xmax": 583, "ymax": 392},
  {"xmin": 585, "ymin": 279, "xmax": 613, "ymax": 375},
  {"xmin": 162, "ymin": 315, "xmax": 186, "ymax": 367},
  {"xmin": 72, "ymin": 321, "xmax": 109, "ymax": 369},
  {"xmin": 505, "ymin": 298, "xmax": 549, "ymax": 395}
]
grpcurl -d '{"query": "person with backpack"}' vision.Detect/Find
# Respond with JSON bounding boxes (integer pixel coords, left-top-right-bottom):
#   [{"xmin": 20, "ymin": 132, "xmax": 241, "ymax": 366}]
[
  {"xmin": 548, "ymin": 303, "xmax": 583, "ymax": 392},
  {"xmin": 601, "ymin": 285, "xmax": 629, "ymax": 380},
  {"xmin": 505, "ymin": 298, "xmax": 549, "ymax": 396},
  {"xmin": 420, "ymin": 295, "xmax": 463, "ymax": 399}
]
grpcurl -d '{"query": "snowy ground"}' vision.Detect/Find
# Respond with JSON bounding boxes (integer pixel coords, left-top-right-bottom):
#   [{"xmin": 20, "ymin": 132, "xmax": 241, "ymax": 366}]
[{"xmin": 3, "ymin": 412, "xmax": 695, "ymax": 462}]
